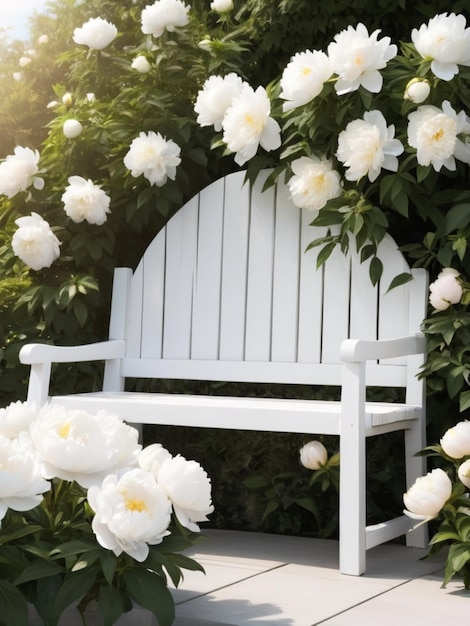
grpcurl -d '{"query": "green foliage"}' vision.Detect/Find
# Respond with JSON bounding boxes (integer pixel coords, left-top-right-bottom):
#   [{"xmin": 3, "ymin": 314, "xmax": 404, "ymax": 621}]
[{"xmin": 0, "ymin": 478, "xmax": 202, "ymax": 626}]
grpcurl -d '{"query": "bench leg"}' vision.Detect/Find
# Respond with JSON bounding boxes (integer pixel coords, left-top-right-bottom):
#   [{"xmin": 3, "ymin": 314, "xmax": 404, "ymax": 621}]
[{"xmin": 339, "ymin": 361, "xmax": 366, "ymax": 576}]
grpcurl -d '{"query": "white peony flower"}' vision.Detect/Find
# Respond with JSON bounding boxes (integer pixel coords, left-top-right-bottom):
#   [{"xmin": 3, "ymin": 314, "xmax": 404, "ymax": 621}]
[
  {"xmin": 194, "ymin": 73, "xmax": 245, "ymax": 131},
  {"xmin": 123, "ymin": 131, "xmax": 181, "ymax": 186},
  {"xmin": 403, "ymin": 78, "xmax": 431, "ymax": 104},
  {"xmin": 141, "ymin": 0, "xmax": 190, "ymax": 38},
  {"xmin": 0, "ymin": 401, "xmax": 37, "ymax": 440},
  {"xmin": 60, "ymin": 177, "xmax": 106, "ymax": 223},
  {"xmin": 210, "ymin": 0, "xmax": 233, "ymax": 12},
  {"xmin": 13, "ymin": 72, "xmax": 23, "ymax": 81},
  {"xmin": 280, "ymin": 50, "xmax": 333, "ymax": 112},
  {"xmin": 131, "ymin": 55, "xmax": 152, "ymax": 73},
  {"xmin": 0, "ymin": 434, "xmax": 50, "ymax": 523},
  {"xmin": 222, "ymin": 84, "xmax": 282, "ymax": 166},
  {"xmin": 38, "ymin": 34, "xmax": 49, "ymax": 44},
  {"xmin": 328, "ymin": 23, "xmax": 397, "ymax": 95},
  {"xmin": 0, "ymin": 146, "xmax": 42, "ymax": 198},
  {"xmin": 157, "ymin": 455, "xmax": 214, "ymax": 532},
  {"xmin": 403, "ymin": 468, "xmax": 452, "ymax": 525},
  {"xmin": 429, "ymin": 268, "xmax": 462, "ymax": 311},
  {"xmin": 407, "ymin": 101, "xmax": 470, "ymax": 172},
  {"xmin": 63, "ymin": 119, "xmax": 83, "ymax": 139},
  {"xmin": 411, "ymin": 13, "xmax": 470, "ymax": 81},
  {"xmin": 288, "ymin": 156, "xmax": 342, "ymax": 212},
  {"xmin": 88, "ymin": 469, "xmax": 172, "ymax": 562},
  {"xmin": 440, "ymin": 420, "xmax": 470, "ymax": 459},
  {"xmin": 61, "ymin": 176, "xmax": 111, "ymax": 225},
  {"xmin": 19, "ymin": 56, "xmax": 32, "ymax": 67},
  {"xmin": 336, "ymin": 110, "xmax": 404, "ymax": 182},
  {"xmin": 12, "ymin": 213, "xmax": 60, "ymax": 271},
  {"xmin": 73, "ymin": 17, "xmax": 118, "ymax": 50},
  {"xmin": 29, "ymin": 405, "xmax": 141, "ymax": 489},
  {"xmin": 138, "ymin": 443, "xmax": 173, "ymax": 476},
  {"xmin": 299, "ymin": 441, "xmax": 328, "ymax": 470}
]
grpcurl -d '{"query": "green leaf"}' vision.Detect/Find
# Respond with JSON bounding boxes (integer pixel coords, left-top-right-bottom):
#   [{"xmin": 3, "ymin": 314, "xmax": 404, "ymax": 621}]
[
  {"xmin": 0, "ymin": 580, "xmax": 29, "ymax": 626},
  {"xmin": 445, "ymin": 204, "xmax": 470, "ymax": 234},
  {"xmin": 54, "ymin": 568, "xmax": 98, "ymax": 617},
  {"xmin": 444, "ymin": 542, "xmax": 470, "ymax": 586},
  {"xmin": 97, "ymin": 585, "xmax": 125, "ymax": 626},
  {"xmin": 14, "ymin": 559, "xmax": 64, "ymax": 585},
  {"xmin": 316, "ymin": 242, "xmax": 336, "ymax": 268},
  {"xmin": 460, "ymin": 390, "xmax": 470, "ymax": 413},
  {"xmin": 369, "ymin": 256, "xmax": 383, "ymax": 286},
  {"xmin": 125, "ymin": 569, "xmax": 175, "ymax": 626},
  {"xmin": 100, "ymin": 551, "xmax": 118, "ymax": 587},
  {"xmin": 386, "ymin": 272, "xmax": 413, "ymax": 293}
]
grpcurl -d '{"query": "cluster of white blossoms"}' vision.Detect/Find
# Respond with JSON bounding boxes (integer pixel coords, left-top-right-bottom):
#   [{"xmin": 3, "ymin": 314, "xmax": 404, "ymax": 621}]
[
  {"xmin": 0, "ymin": 402, "xmax": 213, "ymax": 563},
  {"xmin": 403, "ymin": 419, "xmax": 470, "ymax": 527},
  {"xmin": 195, "ymin": 73, "xmax": 281, "ymax": 166},
  {"xmin": 428, "ymin": 267, "xmax": 463, "ymax": 311},
  {"xmin": 275, "ymin": 13, "xmax": 470, "ymax": 211},
  {"xmin": 2, "ymin": 5, "xmax": 189, "ymax": 271}
]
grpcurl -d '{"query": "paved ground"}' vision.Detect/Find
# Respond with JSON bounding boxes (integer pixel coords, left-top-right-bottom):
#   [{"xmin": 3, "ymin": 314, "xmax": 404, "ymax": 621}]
[{"xmin": 169, "ymin": 529, "xmax": 470, "ymax": 626}]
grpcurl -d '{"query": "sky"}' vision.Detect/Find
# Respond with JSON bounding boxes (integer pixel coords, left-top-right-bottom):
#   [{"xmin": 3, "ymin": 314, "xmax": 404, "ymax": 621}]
[{"xmin": 1, "ymin": 0, "xmax": 50, "ymax": 41}]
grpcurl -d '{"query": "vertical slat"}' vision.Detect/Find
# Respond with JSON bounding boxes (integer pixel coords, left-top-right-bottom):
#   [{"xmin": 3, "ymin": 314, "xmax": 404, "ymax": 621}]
[
  {"xmin": 141, "ymin": 234, "xmax": 166, "ymax": 359},
  {"xmin": 298, "ymin": 220, "xmax": 324, "ymax": 364},
  {"xmin": 126, "ymin": 262, "xmax": 144, "ymax": 358},
  {"xmin": 219, "ymin": 172, "xmax": 250, "ymax": 361},
  {"xmin": 162, "ymin": 196, "xmax": 198, "ymax": 359},
  {"xmin": 349, "ymin": 251, "xmax": 378, "ymax": 341},
  {"xmin": 271, "ymin": 182, "xmax": 301, "ymax": 362},
  {"xmin": 191, "ymin": 179, "xmax": 224, "ymax": 359},
  {"xmin": 103, "ymin": 267, "xmax": 132, "ymax": 390},
  {"xmin": 245, "ymin": 173, "xmax": 275, "ymax": 361},
  {"xmin": 322, "ymin": 246, "xmax": 350, "ymax": 363},
  {"xmin": 377, "ymin": 235, "xmax": 409, "ymax": 365}
]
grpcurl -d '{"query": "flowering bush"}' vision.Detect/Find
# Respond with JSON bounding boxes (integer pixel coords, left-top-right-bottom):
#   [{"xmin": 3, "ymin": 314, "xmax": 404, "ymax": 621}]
[
  {"xmin": 420, "ymin": 269, "xmax": 470, "ymax": 413},
  {"xmin": 0, "ymin": 401, "xmax": 213, "ymax": 626},
  {"xmin": 404, "ymin": 419, "xmax": 470, "ymax": 589}
]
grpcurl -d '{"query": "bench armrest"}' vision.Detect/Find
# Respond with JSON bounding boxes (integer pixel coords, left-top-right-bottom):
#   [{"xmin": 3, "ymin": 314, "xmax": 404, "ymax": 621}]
[
  {"xmin": 340, "ymin": 334, "xmax": 426, "ymax": 363},
  {"xmin": 19, "ymin": 340, "xmax": 126, "ymax": 407},
  {"xmin": 19, "ymin": 340, "xmax": 126, "ymax": 365}
]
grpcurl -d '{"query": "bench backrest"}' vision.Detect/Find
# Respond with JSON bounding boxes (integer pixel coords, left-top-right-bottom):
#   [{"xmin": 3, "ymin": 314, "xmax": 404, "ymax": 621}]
[{"xmin": 106, "ymin": 170, "xmax": 427, "ymax": 390}]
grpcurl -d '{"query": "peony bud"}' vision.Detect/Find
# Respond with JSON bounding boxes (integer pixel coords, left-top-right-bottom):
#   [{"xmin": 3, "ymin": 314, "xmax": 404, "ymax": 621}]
[
  {"xmin": 62, "ymin": 92, "xmax": 73, "ymax": 107},
  {"xmin": 210, "ymin": 0, "xmax": 234, "ymax": 12},
  {"xmin": 198, "ymin": 38, "xmax": 212, "ymax": 52},
  {"xmin": 458, "ymin": 459, "xmax": 470, "ymax": 489},
  {"xmin": 299, "ymin": 441, "xmax": 328, "ymax": 470},
  {"xmin": 441, "ymin": 421, "xmax": 470, "ymax": 459},
  {"xmin": 63, "ymin": 119, "xmax": 83, "ymax": 139},
  {"xmin": 131, "ymin": 55, "xmax": 152, "ymax": 73},
  {"xmin": 404, "ymin": 78, "xmax": 431, "ymax": 104}
]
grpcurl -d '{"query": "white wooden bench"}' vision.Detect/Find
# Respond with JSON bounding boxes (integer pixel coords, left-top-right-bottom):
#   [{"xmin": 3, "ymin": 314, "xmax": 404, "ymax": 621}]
[{"xmin": 20, "ymin": 169, "xmax": 428, "ymax": 576}]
